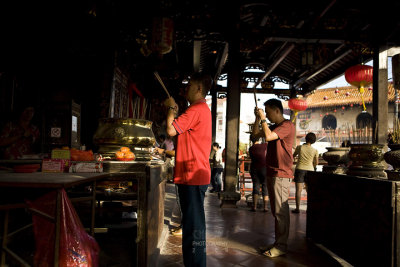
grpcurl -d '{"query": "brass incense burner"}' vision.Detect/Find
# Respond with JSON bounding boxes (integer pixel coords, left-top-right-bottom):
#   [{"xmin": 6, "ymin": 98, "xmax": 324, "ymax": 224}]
[
  {"xmin": 93, "ymin": 118, "xmax": 156, "ymax": 160},
  {"xmin": 346, "ymin": 144, "xmax": 386, "ymax": 178},
  {"xmin": 348, "ymin": 144, "xmax": 384, "ymax": 168}
]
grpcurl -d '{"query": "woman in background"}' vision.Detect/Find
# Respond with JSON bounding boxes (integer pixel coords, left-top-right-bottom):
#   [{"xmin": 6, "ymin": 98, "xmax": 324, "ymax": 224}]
[
  {"xmin": 210, "ymin": 142, "xmax": 223, "ymax": 193},
  {"xmin": 292, "ymin": 132, "xmax": 318, "ymax": 213}
]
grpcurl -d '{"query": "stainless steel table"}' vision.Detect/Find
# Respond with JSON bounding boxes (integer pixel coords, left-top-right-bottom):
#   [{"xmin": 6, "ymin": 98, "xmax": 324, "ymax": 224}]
[
  {"xmin": 0, "ymin": 172, "xmax": 107, "ymax": 267},
  {"xmin": 0, "ymin": 161, "xmax": 167, "ymax": 267}
]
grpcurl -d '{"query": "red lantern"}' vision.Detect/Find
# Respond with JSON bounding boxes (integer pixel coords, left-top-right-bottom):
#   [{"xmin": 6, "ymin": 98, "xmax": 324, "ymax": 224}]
[
  {"xmin": 288, "ymin": 98, "xmax": 307, "ymax": 122},
  {"xmin": 342, "ymin": 106, "xmax": 345, "ymax": 110},
  {"xmin": 323, "ymin": 96, "xmax": 328, "ymax": 100},
  {"xmin": 334, "ymin": 109, "xmax": 337, "ymax": 113},
  {"xmin": 334, "ymin": 89, "xmax": 339, "ymax": 94},
  {"xmin": 345, "ymin": 92, "xmax": 350, "ymax": 96},
  {"xmin": 288, "ymin": 98, "xmax": 307, "ymax": 111},
  {"xmin": 345, "ymin": 64, "xmax": 373, "ymax": 111}
]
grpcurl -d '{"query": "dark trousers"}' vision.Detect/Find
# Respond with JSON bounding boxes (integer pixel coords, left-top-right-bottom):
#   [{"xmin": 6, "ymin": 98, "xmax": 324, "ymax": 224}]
[{"xmin": 177, "ymin": 184, "xmax": 208, "ymax": 267}]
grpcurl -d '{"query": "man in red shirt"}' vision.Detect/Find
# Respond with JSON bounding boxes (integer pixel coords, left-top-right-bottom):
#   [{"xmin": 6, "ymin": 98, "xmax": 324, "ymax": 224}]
[
  {"xmin": 164, "ymin": 72, "xmax": 212, "ymax": 267},
  {"xmin": 252, "ymin": 98, "xmax": 295, "ymax": 258}
]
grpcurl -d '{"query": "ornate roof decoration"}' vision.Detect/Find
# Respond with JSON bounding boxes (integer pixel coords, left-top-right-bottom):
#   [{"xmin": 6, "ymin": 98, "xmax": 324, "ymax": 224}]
[{"xmin": 283, "ymin": 83, "xmax": 396, "ymax": 108}]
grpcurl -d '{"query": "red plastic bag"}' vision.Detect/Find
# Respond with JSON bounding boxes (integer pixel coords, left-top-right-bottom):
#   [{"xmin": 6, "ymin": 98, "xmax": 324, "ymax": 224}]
[{"xmin": 27, "ymin": 189, "xmax": 99, "ymax": 267}]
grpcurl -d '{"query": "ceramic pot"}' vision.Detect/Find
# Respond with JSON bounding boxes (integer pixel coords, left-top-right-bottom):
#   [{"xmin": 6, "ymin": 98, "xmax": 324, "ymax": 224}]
[
  {"xmin": 322, "ymin": 147, "xmax": 350, "ymax": 165},
  {"xmin": 384, "ymin": 144, "xmax": 400, "ymax": 171}
]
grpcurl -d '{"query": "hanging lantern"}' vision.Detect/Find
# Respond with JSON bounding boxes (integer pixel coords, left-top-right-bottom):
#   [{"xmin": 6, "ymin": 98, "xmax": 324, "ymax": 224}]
[
  {"xmin": 345, "ymin": 92, "xmax": 350, "ymax": 96},
  {"xmin": 342, "ymin": 106, "xmax": 345, "ymax": 110},
  {"xmin": 323, "ymin": 96, "xmax": 328, "ymax": 100},
  {"xmin": 345, "ymin": 64, "xmax": 373, "ymax": 111},
  {"xmin": 288, "ymin": 98, "xmax": 307, "ymax": 122},
  {"xmin": 334, "ymin": 89, "xmax": 339, "ymax": 94},
  {"xmin": 151, "ymin": 17, "xmax": 174, "ymax": 55}
]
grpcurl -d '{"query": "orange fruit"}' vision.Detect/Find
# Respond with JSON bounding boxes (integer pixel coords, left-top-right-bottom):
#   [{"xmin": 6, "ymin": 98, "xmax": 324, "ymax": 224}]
[
  {"xmin": 115, "ymin": 151, "xmax": 125, "ymax": 158},
  {"xmin": 124, "ymin": 152, "xmax": 135, "ymax": 159},
  {"xmin": 120, "ymin": 147, "xmax": 131, "ymax": 153}
]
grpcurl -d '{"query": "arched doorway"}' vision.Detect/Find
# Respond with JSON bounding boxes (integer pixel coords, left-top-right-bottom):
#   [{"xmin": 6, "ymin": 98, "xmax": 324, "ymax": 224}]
[
  {"xmin": 356, "ymin": 112, "xmax": 373, "ymax": 129},
  {"xmin": 322, "ymin": 114, "xmax": 337, "ymax": 130}
]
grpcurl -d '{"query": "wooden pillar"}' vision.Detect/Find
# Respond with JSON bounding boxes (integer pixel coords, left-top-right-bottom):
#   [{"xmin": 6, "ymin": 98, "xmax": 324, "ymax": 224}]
[
  {"xmin": 211, "ymin": 86, "xmax": 217, "ymax": 143},
  {"xmin": 372, "ymin": 47, "xmax": 388, "ymax": 146},
  {"xmin": 392, "ymin": 53, "xmax": 400, "ymax": 125},
  {"xmin": 220, "ymin": 35, "xmax": 241, "ymax": 208}
]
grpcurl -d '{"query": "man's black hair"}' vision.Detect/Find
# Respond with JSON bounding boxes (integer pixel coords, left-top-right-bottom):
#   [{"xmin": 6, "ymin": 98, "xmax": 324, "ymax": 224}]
[
  {"xmin": 305, "ymin": 132, "xmax": 316, "ymax": 144},
  {"xmin": 190, "ymin": 72, "xmax": 213, "ymax": 97},
  {"xmin": 264, "ymin": 99, "xmax": 283, "ymax": 114},
  {"xmin": 250, "ymin": 134, "xmax": 259, "ymax": 143}
]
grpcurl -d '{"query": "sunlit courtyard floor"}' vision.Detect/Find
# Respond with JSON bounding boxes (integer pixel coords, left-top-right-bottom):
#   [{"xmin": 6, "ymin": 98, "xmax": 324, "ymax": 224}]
[{"xmin": 158, "ymin": 182, "xmax": 344, "ymax": 267}]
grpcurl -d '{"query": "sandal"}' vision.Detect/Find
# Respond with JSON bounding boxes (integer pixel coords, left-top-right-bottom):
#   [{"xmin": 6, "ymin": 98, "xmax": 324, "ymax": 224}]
[
  {"xmin": 262, "ymin": 247, "xmax": 286, "ymax": 258},
  {"xmin": 259, "ymin": 244, "xmax": 274, "ymax": 252},
  {"xmin": 291, "ymin": 209, "xmax": 300, "ymax": 214},
  {"xmin": 170, "ymin": 227, "xmax": 182, "ymax": 236}
]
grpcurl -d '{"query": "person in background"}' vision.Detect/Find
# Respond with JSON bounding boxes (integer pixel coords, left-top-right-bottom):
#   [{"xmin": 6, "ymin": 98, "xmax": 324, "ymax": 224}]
[
  {"xmin": 252, "ymin": 98, "xmax": 295, "ymax": 258},
  {"xmin": 163, "ymin": 72, "xmax": 212, "ymax": 267},
  {"xmin": 292, "ymin": 132, "xmax": 318, "ymax": 214},
  {"xmin": 248, "ymin": 135, "xmax": 268, "ymax": 212},
  {"xmin": 0, "ymin": 105, "xmax": 40, "ymax": 159},
  {"xmin": 155, "ymin": 147, "xmax": 183, "ymax": 236},
  {"xmin": 209, "ymin": 142, "xmax": 223, "ymax": 193},
  {"xmin": 209, "ymin": 144, "xmax": 215, "ymax": 184},
  {"xmin": 156, "ymin": 134, "xmax": 176, "ymax": 182},
  {"xmin": 160, "ymin": 134, "xmax": 175, "ymax": 151}
]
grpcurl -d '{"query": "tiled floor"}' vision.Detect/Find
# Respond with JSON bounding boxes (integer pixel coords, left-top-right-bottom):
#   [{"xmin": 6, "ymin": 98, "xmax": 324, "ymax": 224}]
[{"xmin": 158, "ymin": 182, "xmax": 342, "ymax": 267}]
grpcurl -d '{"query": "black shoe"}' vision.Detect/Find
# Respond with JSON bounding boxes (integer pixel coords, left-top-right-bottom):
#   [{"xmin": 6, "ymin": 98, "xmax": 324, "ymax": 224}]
[{"xmin": 209, "ymin": 189, "xmax": 215, "ymax": 193}]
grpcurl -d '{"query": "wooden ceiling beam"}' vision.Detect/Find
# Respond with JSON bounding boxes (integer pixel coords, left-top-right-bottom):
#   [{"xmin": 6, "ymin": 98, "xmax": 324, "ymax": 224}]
[
  {"xmin": 264, "ymin": 37, "xmax": 344, "ymax": 44},
  {"xmin": 293, "ymin": 49, "xmax": 353, "ymax": 88},
  {"xmin": 213, "ymin": 42, "xmax": 229, "ymax": 84},
  {"xmin": 253, "ymin": 43, "xmax": 295, "ymax": 88}
]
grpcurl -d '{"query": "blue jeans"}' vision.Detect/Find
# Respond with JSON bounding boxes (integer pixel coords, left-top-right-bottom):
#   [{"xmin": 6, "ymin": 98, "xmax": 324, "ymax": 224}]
[
  {"xmin": 210, "ymin": 168, "xmax": 223, "ymax": 192},
  {"xmin": 177, "ymin": 184, "xmax": 208, "ymax": 267}
]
